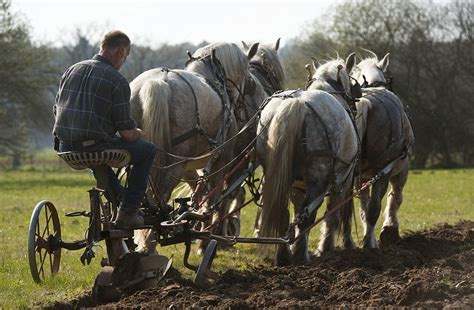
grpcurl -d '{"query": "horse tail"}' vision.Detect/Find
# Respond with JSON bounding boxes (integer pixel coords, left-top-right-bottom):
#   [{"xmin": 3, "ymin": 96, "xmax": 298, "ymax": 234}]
[
  {"xmin": 260, "ymin": 99, "xmax": 306, "ymax": 238},
  {"xmin": 140, "ymin": 77, "xmax": 171, "ymax": 165}
]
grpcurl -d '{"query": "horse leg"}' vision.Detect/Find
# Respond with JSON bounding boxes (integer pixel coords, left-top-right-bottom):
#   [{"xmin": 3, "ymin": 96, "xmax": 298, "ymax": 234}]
[
  {"xmin": 316, "ymin": 173, "xmax": 356, "ymax": 255},
  {"xmin": 358, "ymin": 184, "xmax": 370, "ymax": 244},
  {"xmin": 253, "ymin": 204, "xmax": 262, "ymax": 237},
  {"xmin": 196, "ymin": 144, "xmax": 236, "ymax": 254},
  {"xmin": 253, "ymin": 176, "xmax": 265, "ymax": 237},
  {"xmin": 380, "ymin": 163, "xmax": 409, "ymax": 245},
  {"xmin": 315, "ymin": 197, "xmax": 339, "ymax": 256},
  {"xmin": 289, "ymin": 187, "xmax": 305, "ymax": 255},
  {"xmin": 217, "ymin": 162, "xmax": 248, "ymax": 238},
  {"xmin": 293, "ymin": 180, "xmax": 326, "ymax": 264},
  {"xmin": 134, "ymin": 165, "xmax": 183, "ymax": 254},
  {"xmin": 362, "ymin": 174, "xmax": 390, "ymax": 248},
  {"xmin": 226, "ymin": 186, "xmax": 245, "ymax": 236},
  {"xmin": 338, "ymin": 176, "xmax": 356, "ymax": 250},
  {"xmin": 273, "ymin": 207, "xmax": 291, "ymax": 266}
]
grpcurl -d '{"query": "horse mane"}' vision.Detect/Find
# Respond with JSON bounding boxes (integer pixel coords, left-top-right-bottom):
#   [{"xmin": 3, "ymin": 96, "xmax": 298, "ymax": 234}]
[
  {"xmin": 313, "ymin": 57, "xmax": 344, "ymax": 82},
  {"xmin": 190, "ymin": 42, "xmax": 249, "ymax": 87},
  {"xmin": 353, "ymin": 50, "xmax": 387, "ymax": 85},
  {"xmin": 253, "ymin": 44, "xmax": 286, "ymax": 91},
  {"xmin": 311, "ymin": 57, "xmax": 352, "ymax": 98}
]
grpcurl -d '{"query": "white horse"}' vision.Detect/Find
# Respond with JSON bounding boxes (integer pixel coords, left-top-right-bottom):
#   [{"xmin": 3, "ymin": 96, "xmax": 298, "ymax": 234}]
[
  {"xmin": 349, "ymin": 50, "xmax": 414, "ymax": 248},
  {"xmin": 351, "ymin": 49, "xmax": 391, "ymax": 88},
  {"xmin": 257, "ymin": 54, "xmax": 358, "ymax": 265},
  {"xmin": 219, "ymin": 39, "xmax": 287, "ymax": 237},
  {"xmin": 129, "ymin": 42, "xmax": 259, "ymax": 254}
]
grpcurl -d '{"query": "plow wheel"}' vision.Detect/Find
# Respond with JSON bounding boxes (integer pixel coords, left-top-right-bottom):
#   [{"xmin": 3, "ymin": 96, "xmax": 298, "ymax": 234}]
[
  {"xmin": 195, "ymin": 239, "xmax": 219, "ymax": 287},
  {"xmin": 28, "ymin": 200, "xmax": 61, "ymax": 283}
]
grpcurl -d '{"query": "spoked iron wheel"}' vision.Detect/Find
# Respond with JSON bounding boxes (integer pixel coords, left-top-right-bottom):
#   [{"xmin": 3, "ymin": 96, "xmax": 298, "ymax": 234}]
[
  {"xmin": 194, "ymin": 239, "xmax": 219, "ymax": 287},
  {"xmin": 28, "ymin": 200, "xmax": 61, "ymax": 283}
]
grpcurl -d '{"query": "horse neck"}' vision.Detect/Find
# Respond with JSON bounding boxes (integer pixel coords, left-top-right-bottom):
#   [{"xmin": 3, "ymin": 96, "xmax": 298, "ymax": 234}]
[
  {"xmin": 187, "ymin": 61, "xmax": 216, "ymax": 81},
  {"xmin": 187, "ymin": 59, "xmax": 242, "ymax": 108},
  {"xmin": 308, "ymin": 79, "xmax": 352, "ymax": 112},
  {"xmin": 250, "ymin": 66, "xmax": 273, "ymax": 96},
  {"xmin": 250, "ymin": 61, "xmax": 282, "ymax": 95}
]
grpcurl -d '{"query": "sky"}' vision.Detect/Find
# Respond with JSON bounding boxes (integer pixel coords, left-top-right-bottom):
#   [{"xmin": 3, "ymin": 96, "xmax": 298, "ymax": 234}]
[{"xmin": 12, "ymin": 0, "xmax": 338, "ymax": 48}]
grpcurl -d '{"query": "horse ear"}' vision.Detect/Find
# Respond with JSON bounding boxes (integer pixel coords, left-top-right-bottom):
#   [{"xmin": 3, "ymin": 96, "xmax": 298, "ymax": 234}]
[
  {"xmin": 378, "ymin": 53, "xmax": 390, "ymax": 72},
  {"xmin": 310, "ymin": 56, "xmax": 319, "ymax": 71},
  {"xmin": 361, "ymin": 47, "xmax": 377, "ymax": 59},
  {"xmin": 275, "ymin": 38, "xmax": 280, "ymax": 51},
  {"xmin": 345, "ymin": 53, "xmax": 356, "ymax": 73},
  {"xmin": 247, "ymin": 42, "xmax": 259, "ymax": 60},
  {"xmin": 242, "ymin": 41, "xmax": 249, "ymax": 51}
]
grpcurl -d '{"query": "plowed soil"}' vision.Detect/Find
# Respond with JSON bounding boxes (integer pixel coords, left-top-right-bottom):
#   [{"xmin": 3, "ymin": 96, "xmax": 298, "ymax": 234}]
[{"xmin": 51, "ymin": 221, "xmax": 473, "ymax": 309}]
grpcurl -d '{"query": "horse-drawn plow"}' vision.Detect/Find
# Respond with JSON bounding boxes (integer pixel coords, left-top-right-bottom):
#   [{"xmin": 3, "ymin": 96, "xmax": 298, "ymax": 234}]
[
  {"xmin": 27, "ymin": 42, "xmax": 422, "ymax": 305},
  {"xmin": 27, "ymin": 140, "xmax": 291, "ymax": 302}
]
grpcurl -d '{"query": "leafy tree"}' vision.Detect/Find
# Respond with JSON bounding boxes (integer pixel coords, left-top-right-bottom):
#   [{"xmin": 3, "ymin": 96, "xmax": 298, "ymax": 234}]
[
  {"xmin": 283, "ymin": 0, "xmax": 473, "ymax": 167},
  {"xmin": 122, "ymin": 41, "xmax": 209, "ymax": 81},
  {"xmin": 0, "ymin": 0, "xmax": 56, "ymax": 161}
]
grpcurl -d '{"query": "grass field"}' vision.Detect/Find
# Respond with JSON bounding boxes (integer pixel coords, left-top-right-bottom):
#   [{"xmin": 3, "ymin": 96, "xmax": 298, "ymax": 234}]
[{"xmin": 0, "ymin": 167, "xmax": 473, "ymax": 308}]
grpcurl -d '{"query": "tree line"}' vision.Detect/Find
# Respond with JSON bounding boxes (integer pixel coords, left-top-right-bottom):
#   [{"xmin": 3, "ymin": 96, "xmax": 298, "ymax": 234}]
[{"xmin": 1, "ymin": 0, "xmax": 472, "ymax": 168}]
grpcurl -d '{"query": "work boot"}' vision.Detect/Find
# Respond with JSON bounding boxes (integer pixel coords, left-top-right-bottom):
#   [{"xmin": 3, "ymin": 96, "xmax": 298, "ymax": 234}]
[{"xmin": 114, "ymin": 208, "xmax": 144, "ymax": 230}]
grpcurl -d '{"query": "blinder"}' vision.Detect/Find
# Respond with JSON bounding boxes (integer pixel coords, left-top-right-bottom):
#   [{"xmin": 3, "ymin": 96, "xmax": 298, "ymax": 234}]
[{"xmin": 350, "ymin": 77, "xmax": 363, "ymax": 99}]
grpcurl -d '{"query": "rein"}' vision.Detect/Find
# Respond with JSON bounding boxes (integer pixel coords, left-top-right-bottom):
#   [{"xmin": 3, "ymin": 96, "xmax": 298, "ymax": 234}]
[
  {"xmin": 360, "ymin": 72, "xmax": 393, "ymax": 91},
  {"xmin": 153, "ymin": 101, "xmax": 264, "ymax": 182},
  {"xmin": 171, "ymin": 50, "xmax": 243, "ymax": 148},
  {"xmin": 287, "ymin": 152, "xmax": 404, "ymax": 245},
  {"xmin": 154, "ymin": 93, "xmax": 283, "ymax": 183},
  {"xmin": 249, "ymin": 60, "xmax": 281, "ymax": 95},
  {"xmin": 306, "ymin": 76, "xmax": 359, "ymax": 118}
]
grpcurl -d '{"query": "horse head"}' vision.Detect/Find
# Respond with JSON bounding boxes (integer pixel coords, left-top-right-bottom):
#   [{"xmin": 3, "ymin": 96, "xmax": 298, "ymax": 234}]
[
  {"xmin": 186, "ymin": 41, "xmax": 259, "ymax": 105},
  {"xmin": 308, "ymin": 53, "xmax": 359, "ymax": 101},
  {"xmin": 242, "ymin": 39, "xmax": 285, "ymax": 95},
  {"xmin": 351, "ymin": 49, "xmax": 390, "ymax": 88}
]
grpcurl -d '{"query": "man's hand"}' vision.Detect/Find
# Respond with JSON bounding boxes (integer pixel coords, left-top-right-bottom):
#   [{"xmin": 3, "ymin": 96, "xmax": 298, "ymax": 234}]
[{"xmin": 119, "ymin": 128, "xmax": 143, "ymax": 142}]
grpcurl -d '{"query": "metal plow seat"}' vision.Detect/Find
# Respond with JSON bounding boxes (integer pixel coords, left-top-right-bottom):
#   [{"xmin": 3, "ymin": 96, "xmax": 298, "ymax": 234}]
[{"xmin": 58, "ymin": 149, "xmax": 131, "ymax": 170}]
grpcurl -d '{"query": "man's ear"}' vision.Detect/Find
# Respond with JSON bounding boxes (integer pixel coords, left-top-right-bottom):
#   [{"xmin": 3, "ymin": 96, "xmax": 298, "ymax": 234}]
[{"xmin": 115, "ymin": 47, "xmax": 123, "ymax": 58}]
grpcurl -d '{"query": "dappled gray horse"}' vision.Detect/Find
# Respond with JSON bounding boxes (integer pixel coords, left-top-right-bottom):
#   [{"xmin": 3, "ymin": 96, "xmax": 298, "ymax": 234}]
[
  {"xmin": 351, "ymin": 49, "xmax": 391, "ymax": 89},
  {"xmin": 350, "ymin": 50, "xmax": 414, "ymax": 248},
  {"xmin": 220, "ymin": 39, "xmax": 286, "ymax": 237},
  {"xmin": 129, "ymin": 42, "xmax": 259, "ymax": 254},
  {"xmin": 257, "ymin": 56, "xmax": 358, "ymax": 265}
]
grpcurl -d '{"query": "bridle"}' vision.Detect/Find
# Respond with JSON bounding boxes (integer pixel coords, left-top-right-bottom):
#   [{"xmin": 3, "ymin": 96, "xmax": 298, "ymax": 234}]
[
  {"xmin": 305, "ymin": 65, "xmax": 362, "ymax": 116},
  {"xmin": 360, "ymin": 65, "xmax": 393, "ymax": 91},
  {"xmin": 249, "ymin": 54, "xmax": 282, "ymax": 96}
]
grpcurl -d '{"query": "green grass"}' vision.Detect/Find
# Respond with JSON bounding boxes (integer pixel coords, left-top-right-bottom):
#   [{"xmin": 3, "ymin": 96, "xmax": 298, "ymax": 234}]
[{"xmin": 0, "ymin": 168, "xmax": 473, "ymax": 308}]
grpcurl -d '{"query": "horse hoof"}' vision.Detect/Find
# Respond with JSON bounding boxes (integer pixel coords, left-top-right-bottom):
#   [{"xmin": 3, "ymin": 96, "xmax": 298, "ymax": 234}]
[
  {"xmin": 196, "ymin": 247, "xmax": 204, "ymax": 256},
  {"xmin": 343, "ymin": 239, "xmax": 356, "ymax": 250},
  {"xmin": 135, "ymin": 245, "xmax": 158, "ymax": 256},
  {"xmin": 314, "ymin": 248, "xmax": 324, "ymax": 257},
  {"xmin": 226, "ymin": 217, "xmax": 240, "ymax": 237},
  {"xmin": 380, "ymin": 226, "xmax": 400, "ymax": 245},
  {"xmin": 195, "ymin": 240, "xmax": 207, "ymax": 256},
  {"xmin": 361, "ymin": 237, "xmax": 378, "ymax": 249},
  {"xmin": 276, "ymin": 256, "xmax": 292, "ymax": 267}
]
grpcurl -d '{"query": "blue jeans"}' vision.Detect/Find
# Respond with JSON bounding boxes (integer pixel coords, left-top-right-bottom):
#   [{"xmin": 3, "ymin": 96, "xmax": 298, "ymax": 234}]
[{"xmin": 59, "ymin": 138, "xmax": 156, "ymax": 210}]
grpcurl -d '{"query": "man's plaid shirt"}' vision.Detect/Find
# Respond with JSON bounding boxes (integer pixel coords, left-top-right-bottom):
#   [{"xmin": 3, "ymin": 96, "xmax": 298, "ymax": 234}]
[{"xmin": 53, "ymin": 54, "xmax": 136, "ymax": 143}]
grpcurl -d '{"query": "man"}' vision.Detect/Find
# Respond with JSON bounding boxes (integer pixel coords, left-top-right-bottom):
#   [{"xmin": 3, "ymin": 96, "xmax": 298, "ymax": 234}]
[{"xmin": 53, "ymin": 30, "xmax": 156, "ymax": 229}]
